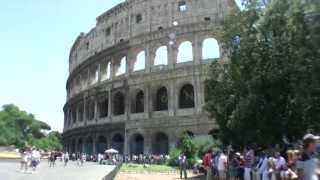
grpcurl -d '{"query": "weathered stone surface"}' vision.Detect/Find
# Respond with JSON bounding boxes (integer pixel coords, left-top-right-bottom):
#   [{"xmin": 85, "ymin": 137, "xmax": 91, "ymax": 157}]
[{"xmin": 63, "ymin": 0, "xmax": 236, "ymax": 155}]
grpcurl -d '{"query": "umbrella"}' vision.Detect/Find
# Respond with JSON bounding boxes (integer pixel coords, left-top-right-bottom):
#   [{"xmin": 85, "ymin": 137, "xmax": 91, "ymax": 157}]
[{"xmin": 104, "ymin": 148, "xmax": 119, "ymax": 154}]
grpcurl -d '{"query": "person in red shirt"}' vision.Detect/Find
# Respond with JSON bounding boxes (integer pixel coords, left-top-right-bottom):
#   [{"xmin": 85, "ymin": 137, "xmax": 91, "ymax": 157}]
[{"xmin": 203, "ymin": 150, "xmax": 213, "ymax": 180}]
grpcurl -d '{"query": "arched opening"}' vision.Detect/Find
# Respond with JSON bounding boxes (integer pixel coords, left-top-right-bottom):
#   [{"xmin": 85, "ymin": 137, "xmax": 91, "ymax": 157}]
[
  {"xmin": 177, "ymin": 41, "xmax": 193, "ymax": 63},
  {"xmin": 77, "ymin": 138, "xmax": 83, "ymax": 153},
  {"xmin": 98, "ymin": 97, "xmax": 108, "ymax": 118},
  {"xmin": 111, "ymin": 134, "xmax": 124, "ymax": 154},
  {"xmin": 116, "ymin": 56, "xmax": 126, "ymax": 76},
  {"xmin": 154, "ymin": 46, "xmax": 168, "ymax": 66},
  {"xmin": 152, "ymin": 132, "xmax": 169, "ymax": 155},
  {"xmin": 179, "ymin": 84, "xmax": 195, "ymax": 109},
  {"xmin": 113, "ymin": 92, "xmax": 125, "ymax": 115},
  {"xmin": 86, "ymin": 100, "xmax": 95, "ymax": 121},
  {"xmin": 133, "ymin": 51, "xmax": 145, "ymax": 71},
  {"xmin": 130, "ymin": 133, "xmax": 144, "ymax": 155},
  {"xmin": 154, "ymin": 87, "xmax": 168, "ymax": 111},
  {"xmin": 202, "ymin": 38, "xmax": 220, "ymax": 60},
  {"xmin": 132, "ymin": 90, "xmax": 144, "ymax": 113},
  {"xmin": 96, "ymin": 136, "xmax": 107, "ymax": 154},
  {"xmin": 85, "ymin": 136, "xmax": 93, "ymax": 155}
]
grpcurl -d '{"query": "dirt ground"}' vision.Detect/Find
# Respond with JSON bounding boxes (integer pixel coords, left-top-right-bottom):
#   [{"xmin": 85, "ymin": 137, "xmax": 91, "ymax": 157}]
[{"xmin": 115, "ymin": 172, "xmax": 205, "ymax": 180}]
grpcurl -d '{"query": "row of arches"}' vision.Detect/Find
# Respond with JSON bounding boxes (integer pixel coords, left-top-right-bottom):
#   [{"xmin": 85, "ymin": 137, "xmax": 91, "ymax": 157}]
[
  {"xmin": 69, "ymin": 38, "xmax": 219, "ymax": 97},
  {"xmin": 70, "ymin": 133, "xmax": 125, "ymax": 155},
  {"xmin": 68, "ymin": 132, "xmax": 169, "ymax": 155},
  {"xmin": 112, "ymin": 86, "xmax": 193, "ymax": 116},
  {"xmin": 67, "ymin": 83, "xmax": 196, "ymax": 125}
]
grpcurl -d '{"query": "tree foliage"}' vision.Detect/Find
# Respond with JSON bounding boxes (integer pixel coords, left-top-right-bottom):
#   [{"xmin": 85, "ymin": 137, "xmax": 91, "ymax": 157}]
[
  {"xmin": 205, "ymin": 0, "xmax": 320, "ymax": 147},
  {"xmin": 0, "ymin": 104, "xmax": 62, "ymax": 150}
]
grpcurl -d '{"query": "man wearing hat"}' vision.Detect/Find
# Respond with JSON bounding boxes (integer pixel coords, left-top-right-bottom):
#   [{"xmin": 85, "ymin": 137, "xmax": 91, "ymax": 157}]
[{"xmin": 297, "ymin": 134, "xmax": 319, "ymax": 180}]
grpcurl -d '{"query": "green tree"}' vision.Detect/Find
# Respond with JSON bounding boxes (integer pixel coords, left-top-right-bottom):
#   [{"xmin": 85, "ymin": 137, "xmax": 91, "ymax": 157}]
[
  {"xmin": 205, "ymin": 0, "xmax": 320, "ymax": 147},
  {"xmin": 0, "ymin": 104, "xmax": 62, "ymax": 150}
]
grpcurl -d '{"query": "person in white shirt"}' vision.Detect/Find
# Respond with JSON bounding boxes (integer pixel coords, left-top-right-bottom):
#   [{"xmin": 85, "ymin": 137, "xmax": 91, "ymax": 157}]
[
  {"xmin": 64, "ymin": 152, "xmax": 69, "ymax": 167},
  {"xmin": 218, "ymin": 151, "xmax": 228, "ymax": 180},
  {"xmin": 31, "ymin": 148, "xmax": 41, "ymax": 172},
  {"xmin": 258, "ymin": 152, "xmax": 269, "ymax": 180},
  {"xmin": 20, "ymin": 149, "xmax": 30, "ymax": 173},
  {"xmin": 273, "ymin": 152, "xmax": 286, "ymax": 179}
]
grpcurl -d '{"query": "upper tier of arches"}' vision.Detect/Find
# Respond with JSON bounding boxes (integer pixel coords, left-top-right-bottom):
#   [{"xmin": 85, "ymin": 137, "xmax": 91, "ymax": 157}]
[
  {"xmin": 69, "ymin": 0, "xmax": 236, "ymax": 72},
  {"xmin": 67, "ymin": 37, "xmax": 221, "ymax": 99}
]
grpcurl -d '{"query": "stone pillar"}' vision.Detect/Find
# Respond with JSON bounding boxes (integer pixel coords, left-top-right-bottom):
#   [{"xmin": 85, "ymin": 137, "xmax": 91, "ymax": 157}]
[
  {"xmin": 168, "ymin": 44, "xmax": 177, "ymax": 69},
  {"xmin": 168, "ymin": 81, "xmax": 175, "ymax": 116},
  {"xmin": 94, "ymin": 98, "xmax": 98, "ymax": 122},
  {"xmin": 83, "ymin": 96, "xmax": 87, "ymax": 126},
  {"xmin": 194, "ymin": 35, "xmax": 202, "ymax": 64},
  {"xmin": 145, "ymin": 45, "xmax": 152, "ymax": 73},
  {"xmin": 108, "ymin": 90, "xmax": 112, "ymax": 120},
  {"xmin": 125, "ymin": 88, "xmax": 130, "ymax": 121},
  {"xmin": 124, "ymin": 130, "xmax": 129, "ymax": 155},
  {"xmin": 93, "ymin": 136, "xmax": 97, "ymax": 155},
  {"xmin": 195, "ymin": 77, "xmax": 203, "ymax": 114},
  {"xmin": 145, "ymin": 85, "xmax": 151, "ymax": 119},
  {"xmin": 126, "ymin": 53, "xmax": 133, "ymax": 75},
  {"xmin": 110, "ymin": 58, "xmax": 114, "ymax": 80}
]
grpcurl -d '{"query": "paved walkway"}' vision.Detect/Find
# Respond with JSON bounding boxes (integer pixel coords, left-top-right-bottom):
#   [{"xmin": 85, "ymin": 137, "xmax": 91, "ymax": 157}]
[{"xmin": 0, "ymin": 160, "xmax": 115, "ymax": 180}]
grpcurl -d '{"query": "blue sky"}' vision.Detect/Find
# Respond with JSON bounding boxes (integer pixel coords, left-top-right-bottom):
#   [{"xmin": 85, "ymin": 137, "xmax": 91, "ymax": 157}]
[{"xmin": 0, "ymin": 0, "xmax": 242, "ymax": 132}]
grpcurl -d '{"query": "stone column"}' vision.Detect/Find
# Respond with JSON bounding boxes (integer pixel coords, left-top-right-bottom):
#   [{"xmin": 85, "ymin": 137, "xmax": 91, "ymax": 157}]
[
  {"xmin": 168, "ymin": 44, "xmax": 177, "ymax": 69},
  {"xmin": 126, "ymin": 52, "xmax": 133, "ymax": 75},
  {"xmin": 168, "ymin": 81, "xmax": 175, "ymax": 116},
  {"xmin": 94, "ymin": 98, "xmax": 98, "ymax": 122},
  {"xmin": 93, "ymin": 136, "xmax": 97, "ymax": 155},
  {"xmin": 125, "ymin": 88, "xmax": 130, "ymax": 121},
  {"xmin": 145, "ymin": 45, "xmax": 152, "ymax": 73},
  {"xmin": 110, "ymin": 58, "xmax": 114, "ymax": 80},
  {"xmin": 145, "ymin": 85, "xmax": 151, "ymax": 119},
  {"xmin": 108, "ymin": 90, "xmax": 112, "ymax": 121},
  {"xmin": 195, "ymin": 77, "xmax": 203, "ymax": 114},
  {"xmin": 83, "ymin": 95, "xmax": 87, "ymax": 126},
  {"xmin": 194, "ymin": 35, "xmax": 202, "ymax": 64},
  {"xmin": 124, "ymin": 130, "xmax": 129, "ymax": 155}
]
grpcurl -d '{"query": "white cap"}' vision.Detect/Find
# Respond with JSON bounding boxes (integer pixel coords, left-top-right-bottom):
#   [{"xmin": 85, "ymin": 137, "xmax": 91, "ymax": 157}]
[{"xmin": 303, "ymin": 133, "xmax": 320, "ymax": 140}]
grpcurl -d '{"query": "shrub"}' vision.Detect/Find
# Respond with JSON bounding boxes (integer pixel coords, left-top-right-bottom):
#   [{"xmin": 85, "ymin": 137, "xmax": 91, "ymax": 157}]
[{"xmin": 167, "ymin": 147, "xmax": 181, "ymax": 166}]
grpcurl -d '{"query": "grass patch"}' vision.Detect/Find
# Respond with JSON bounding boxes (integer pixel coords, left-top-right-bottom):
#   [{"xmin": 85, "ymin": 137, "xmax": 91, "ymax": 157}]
[{"xmin": 120, "ymin": 163, "xmax": 178, "ymax": 174}]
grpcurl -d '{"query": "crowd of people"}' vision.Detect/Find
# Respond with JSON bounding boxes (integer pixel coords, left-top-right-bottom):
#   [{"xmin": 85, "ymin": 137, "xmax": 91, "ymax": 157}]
[
  {"xmin": 18, "ymin": 133, "xmax": 319, "ymax": 180},
  {"xmin": 199, "ymin": 134, "xmax": 319, "ymax": 180}
]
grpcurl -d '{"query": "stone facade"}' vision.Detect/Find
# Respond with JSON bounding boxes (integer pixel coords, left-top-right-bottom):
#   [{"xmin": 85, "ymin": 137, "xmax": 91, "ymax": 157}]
[{"xmin": 63, "ymin": 0, "xmax": 236, "ymax": 155}]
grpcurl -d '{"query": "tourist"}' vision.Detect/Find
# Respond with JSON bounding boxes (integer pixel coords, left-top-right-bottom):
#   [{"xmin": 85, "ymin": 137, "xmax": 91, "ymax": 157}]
[
  {"xmin": 81, "ymin": 153, "xmax": 86, "ymax": 166},
  {"xmin": 49, "ymin": 151, "xmax": 56, "ymax": 167},
  {"xmin": 178, "ymin": 152, "xmax": 188, "ymax": 179},
  {"xmin": 63, "ymin": 152, "xmax": 69, "ymax": 167},
  {"xmin": 20, "ymin": 149, "xmax": 30, "ymax": 173},
  {"xmin": 244, "ymin": 147, "xmax": 255, "ymax": 180},
  {"xmin": 273, "ymin": 152, "xmax": 286, "ymax": 179},
  {"xmin": 257, "ymin": 152, "xmax": 269, "ymax": 180},
  {"xmin": 217, "ymin": 150, "xmax": 228, "ymax": 180},
  {"xmin": 229, "ymin": 152, "xmax": 240, "ymax": 180},
  {"xmin": 297, "ymin": 134, "xmax": 319, "ymax": 180},
  {"xmin": 30, "ymin": 148, "xmax": 41, "ymax": 173},
  {"xmin": 203, "ymin": 149, "xmax": 212, "ymax": 180}
]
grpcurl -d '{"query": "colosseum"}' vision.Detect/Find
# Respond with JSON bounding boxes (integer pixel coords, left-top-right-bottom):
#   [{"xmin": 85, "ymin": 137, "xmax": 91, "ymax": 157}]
[{"xmin": 63, "ymin": 0, "xmax": 236, "ymax": 156}]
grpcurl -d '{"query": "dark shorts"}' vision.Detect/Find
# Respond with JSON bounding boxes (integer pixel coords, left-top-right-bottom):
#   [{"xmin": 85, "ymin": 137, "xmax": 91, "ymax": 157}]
[{"xmin": 31, "ymin": 160, "xmax": 38, "ymax": 167}]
